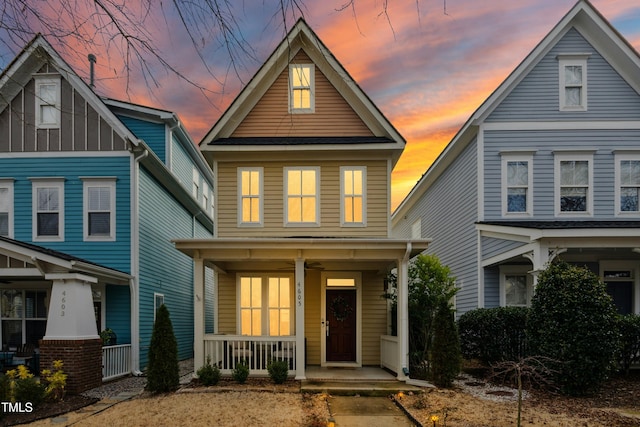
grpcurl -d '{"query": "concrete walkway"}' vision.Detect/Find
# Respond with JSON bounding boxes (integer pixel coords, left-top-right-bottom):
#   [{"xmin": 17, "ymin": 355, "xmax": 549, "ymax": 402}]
[{"xmin": 328, "ymin": 395, "xmax": 417, "ymax": 427}]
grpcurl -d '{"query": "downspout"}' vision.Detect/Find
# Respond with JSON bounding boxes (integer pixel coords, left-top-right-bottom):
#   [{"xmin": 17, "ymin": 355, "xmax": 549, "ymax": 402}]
[{"xmin": 130, "ymin": 141, "xmax": 147, "ymax": 376}]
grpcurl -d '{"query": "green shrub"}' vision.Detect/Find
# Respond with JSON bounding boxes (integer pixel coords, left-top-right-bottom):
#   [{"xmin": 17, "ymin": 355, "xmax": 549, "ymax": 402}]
[
  {"xmin": 267, "ymin": 360, "xmax": 289, "ymax": 384},
  {"xmin": 197, "ymin": 356, "xmax": 221, "ymax": 386},
  {"xmin": 458, "ymin": 307, "xmax": 529, "ymax": 365},
  {"xmin": 13, "ymin": 376, "xmax": 46, "ymax": 407},
  {"xmin": 528, "ymin": 261, "xmax": 619, "ymax": 396},
  {"xmin": 0, "ymin": 374, "xmax": 10, "ymax": 402},
  {"xmin": 146, "ymin": 304, "xmax": 180, "ymax": 393},
  {"xmin": 430, "ymin": 299, "xmax": 461, "ymax": 387},
  {"xmin": 617, "ymin": 314, "xmax": 640, "ymax": 375},
  {"xmin": 232, "ymin": 360, "xmax": 249, "ymax": 384}
]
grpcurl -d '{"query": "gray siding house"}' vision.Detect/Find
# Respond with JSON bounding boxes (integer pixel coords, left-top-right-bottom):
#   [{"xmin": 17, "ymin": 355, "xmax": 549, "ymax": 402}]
[{"xmin": 392, "ymin": 0, "xmax": 640, "ymax": 316}]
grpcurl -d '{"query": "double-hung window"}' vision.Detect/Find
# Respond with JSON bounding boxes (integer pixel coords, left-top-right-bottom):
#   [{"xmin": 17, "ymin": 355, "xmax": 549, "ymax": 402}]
[
  {"xmin": 0, "ymin": 180, "xmax": 14, "ymax": 238},
  {"xmin": 289, "ymin": 64, "xmax": 314, "ymax": 113},
  {"xmin": 501, "ymin": 153, "xmax": 533, "ymax": 216},
  {"xmin": 615, "ymin": 154, "xmax": 640, "ymax": 215},
  {"xmin": 238, "ymin": 168, "xmax": 263, "ymax": 226},
  {"xmin": 558, "ymin": 54, "xmax": 589, "ymax": 111},
  {"xmin": 285, "ymin": 167, "xmax": 319, "ymax": 226},
  {"xmin": 35, "ymin": 76, "xmax": 61, "ymax": 128},
  {"xmin": 555, "ymin": 152, "xmax": 593, "ymax": 216},
  {"xmin": 31, "ymin": 178, "xmax": 64, "ymax": 241},
  {"xmin": 83, "ymin": 178, "xmax": 116, "ymax": 241},
  {"xmin": 239, "ymin": 275, "xmax": 292, "ymax": 336},
  {"xmin": 500, "ymin": 266, "xmax": 533, "ymax": 307},
  {"xmin": 341, "ymin": 167, "xmax": 366, "ymax": 226}
]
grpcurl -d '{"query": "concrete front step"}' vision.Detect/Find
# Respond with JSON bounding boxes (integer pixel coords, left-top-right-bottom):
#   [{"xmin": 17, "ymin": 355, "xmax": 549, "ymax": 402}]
[{"xmin": 301, "ymin": 380, "xmax": 425, "ymax": 396}]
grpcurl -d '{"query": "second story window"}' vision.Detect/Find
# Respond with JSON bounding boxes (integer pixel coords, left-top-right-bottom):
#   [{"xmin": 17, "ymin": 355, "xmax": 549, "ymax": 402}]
[
  {"xmin": 35, "ymin": 76, "xmax": 61, "ymax": 128},
  {"xmin": 31, "ymin": 179, "xmax": 64, "ymax": 241},
  {"xmin": 289, "ymin": 64, "xmax": 314, "ymax": 113},
  {"xmin": 238, "ymin": 168, "xmax": 263, "ymax": 226},
  {"xmin": 558, "ymin": 54, "xmax": 589, "ymax": 111},
  {"xmin": 192, "ymin": 168, "xmax": 200, "ymax": 202},
  {"xmin": 616, "ymin": 155, "xmax": 640, "ymax": 215},
  {"xmin": 0, "ymin": 181, "xmax": 13, "ymax": 238},
  {"xmin": 501, "ymin": 153, "xmax": 533, "ymax": 216},
  {"xmin": 555, "ymin": 152, "xmax": 592, "ymax": 216},
  {"xmin": 285, "ymin": 167, "xmax": 319, "ymax": 226},
  {"xmin": 341, "ymin": 167, "xmax": 366, "ymax": 226},
  {"xmin": 83, "ymin": 178, "xmax": 116, "ymax": 241}
]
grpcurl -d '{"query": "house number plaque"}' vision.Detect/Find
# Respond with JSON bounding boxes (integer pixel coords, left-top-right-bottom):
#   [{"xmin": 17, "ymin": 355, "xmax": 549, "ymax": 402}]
[
  {"xmin": 297, "ymin": 282, "xmax": 302, "ymax": 307},
  {"xmin": 60, "ymin": 290, "xmax": 66, "ymax": 316}
]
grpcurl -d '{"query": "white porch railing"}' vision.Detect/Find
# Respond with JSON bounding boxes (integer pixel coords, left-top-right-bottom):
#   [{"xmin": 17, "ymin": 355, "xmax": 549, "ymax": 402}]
[
  {"xmin": 380, "ymin": 335, "xmax": 398, "ymax": 373},
  {"xmin": 102, "ymin": 344, "xmax": 132, "ymax": 381},
  {"xmin": 203, "ymin": 335, "xmax": 296, "ymax": 376}
]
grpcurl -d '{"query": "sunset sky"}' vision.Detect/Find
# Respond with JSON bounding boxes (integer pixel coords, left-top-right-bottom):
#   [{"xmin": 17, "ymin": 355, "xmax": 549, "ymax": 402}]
[{"xmin": 2, "ymin": 0, "xmax": 639, "ymax": 209}]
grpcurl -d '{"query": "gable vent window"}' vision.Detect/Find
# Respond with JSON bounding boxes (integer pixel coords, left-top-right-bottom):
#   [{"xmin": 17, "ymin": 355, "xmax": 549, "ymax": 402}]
[
  {"xmin": 35, "ymin": 76, "xmax": 61, "ymax": 128},
  {"xmin": 558, "ymin": 54, "xmax": 590, "ymax": 111}
]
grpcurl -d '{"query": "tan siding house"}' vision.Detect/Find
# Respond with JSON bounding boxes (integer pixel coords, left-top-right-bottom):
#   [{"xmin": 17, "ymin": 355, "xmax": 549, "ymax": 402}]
[{"xmin": 175, "ymin": 19, "xmax": 429, "ymax": 380}]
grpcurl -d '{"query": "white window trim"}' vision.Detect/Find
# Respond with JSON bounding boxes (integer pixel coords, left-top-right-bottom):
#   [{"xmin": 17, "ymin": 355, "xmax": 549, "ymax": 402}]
[
  {"xmin": 558, "ymin": 54, "xmax": 590, "ymax": 112},
  {"xmin": 340, "ymin": 166, "xmax": 367, "ymax": 227},
  {"xmin": 82, "ymin": 178, "xmax": 116, "ymax": 241},
  {"xmin": 499, "ymin": 265, "xmax": 533, "ymax": 307},
  {"xmin": 30, "ymin": 178, "xmax": 65, "ymax": 242},
  {"xmin": 237, "ymin": 167, "xmax": 264, "ymax": 227},
  {"xmin": 192, "ymin": 167, "xmax": 200, "ymax": 202},
  {"xmin": 288, "ymin": 64, "xmax": 315, "ymax": 114},
  {"xmin": 236, "ymin": 274, "xmax": 295, "ymax": 336},
  {"xmin": 614, "ymin": 153, "xmax": 640, "ymax": 217},
  {"xmin": 34, "ymin": 76, "xmax": 61, "ymax": 129},
  {"xmin": 501, "ymin": 153, "xmax": 533, "ymax": 217},
  {"xmin": 154, "ymin": 293, "xmax": 165, "ymax": 321},
  {"xmin": 554, "ymin": 152, "xmax": 593, "ymax": 217},
  {"xmin": 0, "ymin": 179, "xmax": 15, "ymax": 238},
  {"xmin": 284, "ymin": 166, "xmax": 320, "ymax": 227}
]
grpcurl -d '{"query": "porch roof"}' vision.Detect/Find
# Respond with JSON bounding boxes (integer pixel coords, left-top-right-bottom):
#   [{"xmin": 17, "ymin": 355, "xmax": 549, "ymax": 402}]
[{"xmin": 173, "ymin": 238, "xmax": 430, "ymax": 272}]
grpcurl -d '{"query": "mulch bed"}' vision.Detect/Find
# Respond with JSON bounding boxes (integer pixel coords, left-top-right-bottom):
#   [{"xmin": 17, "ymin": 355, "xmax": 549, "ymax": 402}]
[{"xmin": 0, "ymin": 394, "xmax": 98, "ymax": 426}]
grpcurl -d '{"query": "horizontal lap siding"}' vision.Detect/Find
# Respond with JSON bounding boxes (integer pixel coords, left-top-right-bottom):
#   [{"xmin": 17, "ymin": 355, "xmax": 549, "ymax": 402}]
[
  {"xmin": 217, "ymin": 160, "xmax": 388, "ymax": 237},
  {"xmin": 305, "ymin": 271, "xmax": 321, "ymax": 365},
  {"xmin": 118, "ymin": 116, "xmax": 166, "ymax": 163},
  {"xmin": 362, "ymin": 271, "xmax": 386, "ymax": 365},
  {"xmin": 0, "ymin": 70, "xmax": 127, "ymax": 153},
  {"xmin": 487, "ymin": 28, "xmax": 640, "ymax": 122},
  {"xmin": 232, "ymin": 51, "xmax": 373, "ymax": 137},
  {"xmin": 105, "ymin": 284, "xmax": 131, "ymax": 344},
  {"xmin": 138, "ymin": 168, "xmax": 195, "ymax": 366},
  {"xmin": 170, "ymin": 136, "xmax": 194, "ymax": 194},
  {"xmin": 481, "ymin": 237, "xmax": 527, "ymax": 260},
  {"xmin": 217, "ymin": 273, "xmax": 236, "ymax": 334},
  {"xmin": 0, "ymin": 156, "xmax": 131, "ymax": 272},
  {"xmin": 484, "ymin": 129, "xmax": 640, "ymax": 221}
]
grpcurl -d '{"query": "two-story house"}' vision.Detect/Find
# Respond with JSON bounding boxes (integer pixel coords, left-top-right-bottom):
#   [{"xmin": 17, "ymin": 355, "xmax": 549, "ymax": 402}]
[
  {"xmin": 392, "ymin": 0, "xmax": 640, "ymax": 317},
  {"xmin": 0, "ymin": 35, "xmax": 215, "ymax": 392},
  {"xmin": 174, "ymin": 19, "xmax": 429, "ymax": 381}
]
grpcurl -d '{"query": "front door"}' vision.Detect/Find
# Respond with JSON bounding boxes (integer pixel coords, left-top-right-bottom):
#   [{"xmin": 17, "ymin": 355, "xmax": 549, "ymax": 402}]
[{"xmin": 326, "ymin": 289, "xmax": 356, "ymax": 362}]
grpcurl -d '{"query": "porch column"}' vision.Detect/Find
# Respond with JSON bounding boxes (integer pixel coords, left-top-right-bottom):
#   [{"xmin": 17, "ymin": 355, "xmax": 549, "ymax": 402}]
[
  {"xmin": 295, "ymin": 257, "xmax": 306, "ymax": 380},
  {"xmin": 42, "ymin": 273, "xmax": 102, "ymax": 393},
  {"xmin": 193, "ymin": 255, "xmax": 205, "ymax": 371},
  {"xmin": 397, "ymin": 247, "xmax": 410, "ymax": 381},
  {"xmin": 524, "ymin": 242, "xmax": 550, "ymax": 288}
]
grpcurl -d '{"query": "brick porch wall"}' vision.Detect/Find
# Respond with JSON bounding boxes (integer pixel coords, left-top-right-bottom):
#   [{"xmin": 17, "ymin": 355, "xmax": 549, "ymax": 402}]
[{"xmin": 39, "ymin": 339, "xmax": 102, "ymax": 394}]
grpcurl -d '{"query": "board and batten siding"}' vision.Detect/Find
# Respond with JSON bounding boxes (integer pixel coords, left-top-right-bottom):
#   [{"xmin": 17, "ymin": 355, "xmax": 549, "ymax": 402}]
[
  {"xmin": 394, "ymin": 139, "xmax": 479, "ymax": 317},
  {"xmin": 217, "ymin": 160, "xmax": 388, "ymax": 237},
  {"xmin": 487, "ymin": 28, "xmax": 640, "ymax": 122},
  {"xmin": 231, "ymin": 51, "xmax": 373, "ymax": 138},
  {"xmin": 138, "ymin": 167, "xmax": 196, "ymax": 366},
  {"xmin": 483, "ymin": 129, "xmax": 640, "ymax": 221},
  {"xmin": 0, "ymin": 155, "xmax": 132, "ymax": 272},
  {"xmin": 0, "ymin": 67, "xmax": 127, "ymax": 153}
]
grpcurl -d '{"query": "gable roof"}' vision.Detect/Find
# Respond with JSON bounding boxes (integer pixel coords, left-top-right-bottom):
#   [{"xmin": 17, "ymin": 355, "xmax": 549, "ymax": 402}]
[
  {"xmin": 392, "ymin": 0, "xmax": 640, "ymax": 222},
  {"xmin": 200, "ymin": 18, "xmax": 405, "ymax": 162},
  {"xmin": 0, "ymin": 35, "xmax": 141, "ymax": 148}
]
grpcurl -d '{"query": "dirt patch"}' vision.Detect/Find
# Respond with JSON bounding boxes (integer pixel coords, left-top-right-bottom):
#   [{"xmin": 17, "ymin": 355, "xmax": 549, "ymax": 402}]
[{"xmin": 0, "ymin": 395, "xmax": 98, "ymax": 426}]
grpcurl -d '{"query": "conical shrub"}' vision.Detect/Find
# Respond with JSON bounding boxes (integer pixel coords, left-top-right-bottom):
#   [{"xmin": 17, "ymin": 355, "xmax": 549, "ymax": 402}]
[{"xmin": 146, "ymin": 304, "xmax": 180, "ymax": 393}]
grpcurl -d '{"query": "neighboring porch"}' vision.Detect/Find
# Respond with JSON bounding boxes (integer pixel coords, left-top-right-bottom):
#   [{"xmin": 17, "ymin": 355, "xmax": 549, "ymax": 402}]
[{"xmin": 173, "ymin": 238, "xmax": 430, "ymax": 381}]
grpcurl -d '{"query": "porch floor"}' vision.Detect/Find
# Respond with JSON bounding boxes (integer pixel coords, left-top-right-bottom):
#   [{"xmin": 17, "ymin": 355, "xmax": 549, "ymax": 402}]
[{"xmin": 301, "ymin": 366, "xmax": 424, "ymax": 396}]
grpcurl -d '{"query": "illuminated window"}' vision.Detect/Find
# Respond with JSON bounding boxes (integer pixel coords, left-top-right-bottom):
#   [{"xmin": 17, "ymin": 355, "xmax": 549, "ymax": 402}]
[
  {"xmin": 238, "ymin": 168, "xmax": 263, "ymax": 225},
  {"xmin": 341, "ymin": 167, "xmax": 366, "ymax": 226},
  {"xmin": 285, "ymin": 167, "xmax": 319, "ymax": 225},
  {"xmin": 289, "ymin": 64, "xmax": 314, "ymax": 113},
  {"xmin": 35, "ymin": 77, "xmax": 60, "ymax": 128},
  {"xmin": 326, "ymin": 278, "xmax": 355, "ymax": 287},
  {"xmin": 240, "ymin": 276, "xmax": 292, "ymax": 336}
]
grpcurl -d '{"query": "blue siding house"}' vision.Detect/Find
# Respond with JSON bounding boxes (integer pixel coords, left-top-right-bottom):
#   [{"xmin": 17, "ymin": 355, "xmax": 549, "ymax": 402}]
[
  {"xmin": 0, "ymin": 36, "xmax": 214, "ymax": 392},
  {"xmin": 392, "ymin": 0, "xmax": 640, "ymax": 317}
]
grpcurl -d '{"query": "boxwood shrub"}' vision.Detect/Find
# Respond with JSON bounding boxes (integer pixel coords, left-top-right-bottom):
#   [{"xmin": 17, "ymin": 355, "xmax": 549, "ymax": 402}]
[
  {"xmin": 617, "ymin": 314, "xmax": 640, "ymax": 375},
  {"xmin": 458, "ymin": 306, "xmax": 529, "ymax": 365}
]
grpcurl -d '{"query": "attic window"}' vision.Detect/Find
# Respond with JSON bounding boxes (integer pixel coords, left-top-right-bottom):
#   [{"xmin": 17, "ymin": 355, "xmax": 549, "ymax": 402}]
[
  {"xmin": 289, "ymin": 64, "xmax": 314, "ymax": 113},
  {"xmin": 557, "ymin": 54, "xmax": 590, "ymax": 111},
  {"xmin": 35, "ymin": 76, "xmax": 61, "ymax": 128}
]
